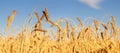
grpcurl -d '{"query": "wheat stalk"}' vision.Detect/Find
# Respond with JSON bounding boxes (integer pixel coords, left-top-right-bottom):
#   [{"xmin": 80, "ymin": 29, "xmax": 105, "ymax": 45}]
[{"xmin": 40, "ymin": 14, "xmax": 45, "ymax": 20}]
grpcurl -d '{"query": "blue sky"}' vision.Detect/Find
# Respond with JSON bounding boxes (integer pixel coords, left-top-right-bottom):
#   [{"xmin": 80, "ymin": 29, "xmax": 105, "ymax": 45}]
[{"xmin": 0, "ymin": 0, "xmax": 120, "ymax": 33}]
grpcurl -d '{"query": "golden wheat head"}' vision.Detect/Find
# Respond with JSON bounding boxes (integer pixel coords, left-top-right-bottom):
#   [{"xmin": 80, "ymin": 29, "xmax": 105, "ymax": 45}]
[{"xmin": 6, "ymin": 10, "xmax": 16, "ymax": 31}]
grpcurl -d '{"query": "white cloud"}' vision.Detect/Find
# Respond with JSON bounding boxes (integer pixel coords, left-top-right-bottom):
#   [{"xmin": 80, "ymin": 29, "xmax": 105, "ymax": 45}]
[{"xmin": 80, "ymin": 0, "xmax": 103, "ymax": 9}]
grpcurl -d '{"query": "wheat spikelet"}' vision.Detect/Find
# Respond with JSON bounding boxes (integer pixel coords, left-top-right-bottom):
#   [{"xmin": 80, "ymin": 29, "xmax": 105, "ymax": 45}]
[
  {"xmin": 42, "ymin": 8, "xmax": 50, "ymax": 21},
  {"xmin": 101, "ymin": 22, "xmax": 108, "ymax": 30},
  {"xmin": 57, "ymin": 25, "xmax": 62, "ymax": 32},
  {"xmin": 100, "ymin": 32, "xmax": 104, "ymax": 39},
  {"xmin": 76, "ymin": 17, "xmax": 83, "ymax": 27},
  {"xmin": 6, "ymin": 16, "xmax": 11, "ymax": 31},
  {"xmin": 33, "ymin": 29, "xmax": 47, "ymax": 32},
  {"xmin": 65, "ymin": 20, "xmax": 70, "ymax": 38},
  {"xmin": 42, "ymin": 8, "xmax": 57, "ymax": 27},
  {"xmin": 111, "ymin": 16, "xmax": 118, "ymax": 36},
  {"xmin": 6, "ymin": 10, "xmax": 16, "ymax": 31},
  {"xmin": 111, "ymin": 16, "xmax": 116, "ymax": 26},
  {"xmin": 71, "ymin": 27, "xmax": 75, "ymax": 41},
  {"xmin": 35, "ymin": 12, "xmax": 41, "ymax": 23},
  {"xmin": 111, "ymin": 23, "xmax": 118, "ymax": 36},
  {"xmin": 107, "ymin": 21, "xmax": 111, "ymax": 30},
  {"xmin": 11, "ymin": 10, "xmax": 16, "ymax": 22},
  {"xmin": 45, "ymin": 8, "xmax": 49, "ymax": 20},
  {"xmin": 94, "ymin": 19, "xmax": 99, "ymax": 30},
  {"xmin": 56, "ymin": 25, "xmax": 62, "ymax": 42}
]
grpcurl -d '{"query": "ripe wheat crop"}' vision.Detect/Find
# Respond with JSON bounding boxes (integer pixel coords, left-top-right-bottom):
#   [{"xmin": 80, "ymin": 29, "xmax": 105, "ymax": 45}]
[{"xmin": 0, "ymin": 8, "xmax": 120, "ymax": 53}]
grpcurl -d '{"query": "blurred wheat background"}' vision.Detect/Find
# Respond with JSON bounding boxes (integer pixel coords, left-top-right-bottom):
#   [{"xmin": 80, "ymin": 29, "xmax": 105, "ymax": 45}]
[{"xmin": 0, "ymin": 8, "xmax": 120, "ymax": 53}]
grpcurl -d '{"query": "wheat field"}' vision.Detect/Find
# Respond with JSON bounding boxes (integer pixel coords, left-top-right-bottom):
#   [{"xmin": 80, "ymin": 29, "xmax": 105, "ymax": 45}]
[{"xmin": 0, "ymin": 8, "xmax": 120, "ymax": 53}]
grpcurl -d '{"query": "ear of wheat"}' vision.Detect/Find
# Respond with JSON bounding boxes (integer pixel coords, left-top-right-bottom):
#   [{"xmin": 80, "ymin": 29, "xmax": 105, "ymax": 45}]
[
  {"xmin": 111, "ymin": 16, "xmax": 118, "ymax": 36},
  {"xmin": 6, "ymin": 10, "xmax": 16, "ymax": 31},
  {"xmin": 42, "ymin": 8, "xmax": 57, "ymax": 27},
  {"xmin": 101, "ymin": 22, "xmax": 108, "ymax": 30},
  {"xmin": 35, "ymin": 12, "xmax": 41, "ymax": 23},
  {"xmin": 94, "ymin": 19, "xmax": 99, "ymax": 30},
  {"xmin": 42, "ymin": 8, "xmax": 50, "ymax": 21},
  {"xmin": 76, "ymin": 17, "xmax": 83, "ymax": 27}
]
